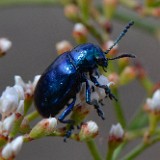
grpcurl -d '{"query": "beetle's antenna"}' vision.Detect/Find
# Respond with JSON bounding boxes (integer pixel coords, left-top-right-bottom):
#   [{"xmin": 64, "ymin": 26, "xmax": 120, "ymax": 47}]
[
  {"xmin": 104, "ymin": 21, "xmax": 134, "ymax": 55},
  {"xmin": 108, "ymin": 53, "xmax": 136, "ymax": 60}
]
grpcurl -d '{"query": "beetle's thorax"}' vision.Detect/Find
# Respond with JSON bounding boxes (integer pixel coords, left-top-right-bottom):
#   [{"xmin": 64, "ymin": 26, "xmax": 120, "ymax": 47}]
[{"xmin": 70, "ymin": 43, "xmax": 107, "ymax": 71}]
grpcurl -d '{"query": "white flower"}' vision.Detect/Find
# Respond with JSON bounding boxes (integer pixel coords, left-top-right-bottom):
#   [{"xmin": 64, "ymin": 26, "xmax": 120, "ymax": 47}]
[
  {"xmin": 1, "ymin": 136, "xmax": 23, "ymax": 159},
  {"xmin": 73, "ymin": 23, "xmax": 87, "ymax": 35},
  {"xmin": 13, "ymin": 85, "xmax": 25, "ymax": 100},
  {"xmin": 14, "ymin": 75, "xmax": 41, "ymax": 99},
  {"xmin": 146, "ymin": 89, "xmax": 160, "ymax": 111},
  {"xmin": 2, "ymin": 143, "xmax": 13, "ymax": 159},
  {"xmin": 0, "ymin": 38, "xmax": 12, "ymax": 53},
  {"xmin": 32, "ymin": 75, "xmax": 41, "ymax": 90},
  {"xmin": 47, "ymin": 117, "xmax": 58, "ymax": 131},
  {"xmin": 56, "ymin": 40, "xmax": 73, "ymax": 54},
  {"xmin": 11, "ymin": 136, "xmax": 23, "ymax": 156},
  {"xmin": 16, "ymin": 100, "xmax": 24, "ymax": 115},
  {"xmin": 109, "ymin": 123, "xmax": 124, "ymax": 139},
  {"xmin": 79, "ymin": 121, "xmax": 98, "ymax": 140},
  {"xmin": 2, "ymin": 113, "xmax": 16, "ymax": 133},
  {"xmin": 14, "ymin": 76, "xmax": 26, "ymax": 89},
  {"xmin": 0, "ymin": 87, "xmax": 19, "ymax": 116}
]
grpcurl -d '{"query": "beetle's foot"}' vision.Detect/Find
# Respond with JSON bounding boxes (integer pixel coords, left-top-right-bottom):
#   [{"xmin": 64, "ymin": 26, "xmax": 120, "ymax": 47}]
[
  {"xmin": 92, "ymin": 99, "xmax": 105, "ymax": 120},
  {"xmin": 97, "ymin": 109, "xmax": 105, "ymax": 120},
  {"xmin": 58, "ymin": 118, "xmax": 75, "ymax": 124},
  {"xmin": 105, "ymin": 87, "xmax": 118, "ymax": 101},
  {"xmin": 64, "ymin": 125, "xmax": 74, "ymax": 142}
]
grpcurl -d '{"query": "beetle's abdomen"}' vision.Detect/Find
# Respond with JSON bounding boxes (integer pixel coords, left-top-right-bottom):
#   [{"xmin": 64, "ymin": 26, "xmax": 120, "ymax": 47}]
[{"xmin": 34, "ymin": 53, "xmax": 81, "ymax": 117}]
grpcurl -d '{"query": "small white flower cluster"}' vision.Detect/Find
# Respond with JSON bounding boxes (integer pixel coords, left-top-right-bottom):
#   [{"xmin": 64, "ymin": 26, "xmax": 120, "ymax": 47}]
[
  {"xmin": 146, "ymin": 89, "xmax": 160, "ymax": 111},
  {"xmin": 2, "ymin": 136, "xmax": 23, "ymax": 159},
  {"xmin": 0, "ymin": 75, "xmax": 40, "ymax": 117},
  {"xmin": 0, "ymin": 75, "xmax": 40, "ymax": 158}
]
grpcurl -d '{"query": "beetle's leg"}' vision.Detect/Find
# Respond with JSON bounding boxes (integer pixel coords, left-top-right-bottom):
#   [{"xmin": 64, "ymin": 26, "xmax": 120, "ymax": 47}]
[
  {"xmin": 105, "ymin": 86, "xmax": 117, "ymax": 101},
  {"xmin": 84, "ymin": 77, "xmax": 92, "ymax": 104},
  {"xmin": 92, "ymin": 99, "xmax": 105, "ymax": 120},
  {"xmin": 58, "ymin": 97, "xmax": 76, "ymax": 141},
  {"xmin": 89, "ymin": 73, "xmax": 117, "ymax": 101},
  {"xmin": 64, "ymin": 125, "xmax": 74, "ymax": 142},
  {"xmin": 58, "ymin": 97, "xmax": 76, "ymax": 124}
]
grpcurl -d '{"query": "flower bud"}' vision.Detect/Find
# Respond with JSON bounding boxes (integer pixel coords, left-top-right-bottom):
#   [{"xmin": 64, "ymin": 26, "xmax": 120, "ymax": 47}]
[
  {"xmin": 14, "ymin": 76, "xmax": 25, "ymax": 89},
  {"xmin": 29, "ymin": 118, "xmax": 57, "ymax": 139},
  {"xmin": 109, "ymin": 123, "xmax": 124, "ymax": 141},
  {"xmin": 32, "ymin": 75, "xmax": 41, "ymax": 90},
  {"xmin": 72, "ymin": 23, "xmax": 88, "ymax": 44},
  {"xmin": 2, "ymin": 136, "xmax": 23, "ymax": 159},
  {"xmin": 2, "ymin": 114, "xmax": 16, "ymax": 135},
  {"xmin": 108, "ymin": 123, "xmax": 124, "ymax": 152},
  {"xmin": 119, "ymin": 66, "xmax": 136, "ymax": 85},
  {"xmin": 11, "ymin": 136, "xmax": 23, "ymax": 156},
  {"xmin": 144, "ymin": 89, "xmax": 160, "ymax": 114},
  {"xmin": 2, "ymin": 143, "xmax": 13, "ymax": 159},
  {"xmin": 79, "ymin": 121, "xmax": 98, "ymax": 141},
  {"xmin": 56, "ymin": 40, "xmax": 73, "ymax": 55},
  {"xmin": 16, "ymin": 100, "xmax": 24, "ymax": 115},
  {"xmin": 0, "ymin": 38, "xmax": 12, "ymax": 57},
  {"xmin": 13, "ymin": 85, "xmax": 25, "ymax": 100},
  {"xmin": 0, "ymin": 87, "xmax": 19, "ymax": 116},
  {"xmin": 64, "ymin": 4, "xmax": 79, "ymax": 20}
]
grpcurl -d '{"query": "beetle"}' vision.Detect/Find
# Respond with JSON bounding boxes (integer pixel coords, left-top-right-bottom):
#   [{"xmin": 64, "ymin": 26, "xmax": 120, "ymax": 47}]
[{"xmin": 34, "ymin": 21, "xmax": 135, "ymax": 138}]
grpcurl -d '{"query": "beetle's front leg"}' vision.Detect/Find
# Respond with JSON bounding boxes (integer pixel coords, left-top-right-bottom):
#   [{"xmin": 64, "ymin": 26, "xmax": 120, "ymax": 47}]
[
  {"xmin": 89, "ymin": 72, "xmax": 117, "ymax": 101},
  {"xmin": 105, "ymin": 85, "xmax": 117, "ymax": 101}
]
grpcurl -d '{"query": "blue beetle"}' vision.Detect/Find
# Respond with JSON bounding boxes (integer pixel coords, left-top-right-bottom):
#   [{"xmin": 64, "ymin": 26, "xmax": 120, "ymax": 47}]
[{"xmin": 34, "ymin": 21, "xmax": 135, "ymax": 138}]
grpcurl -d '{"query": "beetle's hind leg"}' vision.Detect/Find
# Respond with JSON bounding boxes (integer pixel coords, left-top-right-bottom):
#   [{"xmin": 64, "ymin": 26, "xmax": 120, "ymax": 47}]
[{"xmin": 58, "ymin": 97, "xmax": 76, "ymax": 141}]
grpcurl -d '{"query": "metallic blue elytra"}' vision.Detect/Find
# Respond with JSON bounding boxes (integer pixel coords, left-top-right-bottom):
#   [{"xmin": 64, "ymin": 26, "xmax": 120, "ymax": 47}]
[{"xmin": 34, "ymin": 21, "xmax": 135, "ymax": 138}]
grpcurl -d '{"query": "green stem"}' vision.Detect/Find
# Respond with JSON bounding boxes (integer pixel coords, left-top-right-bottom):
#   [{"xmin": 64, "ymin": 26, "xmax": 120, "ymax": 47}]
[
  {"xmin": 86, "ymin": 139, "xmax": 103, "ymax": 160},
  {"xmin": 112, "ymin": 88, "xmax": 126, "ymax": 128},
  {"xmin": 106, "ymin": 147, "xmax": 114, "ymax": 160},
  {"xmin": 25, "ymin": 111, "xmax": 39, "ymax": 122},
  {"xmin": 121, "ymin": 136, "xmax": 160, "ymax": 160},
  {"xmin": 112, "ymin": 142, "xmax": 127, "ymax": 160},
  {"xmin": 139, "ymin": 76, "xmax": 154, "ymax": 95}
]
